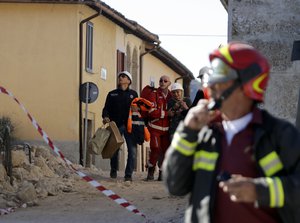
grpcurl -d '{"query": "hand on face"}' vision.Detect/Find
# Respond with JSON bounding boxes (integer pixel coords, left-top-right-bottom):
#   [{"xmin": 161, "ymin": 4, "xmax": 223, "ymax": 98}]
[
  {"xmin": 207, "ymin": 80, "xmax": 242, "ymax": 113},
  {"xmin": 183, "ymin": 99, "xmax": 217, "ymax": 131}
]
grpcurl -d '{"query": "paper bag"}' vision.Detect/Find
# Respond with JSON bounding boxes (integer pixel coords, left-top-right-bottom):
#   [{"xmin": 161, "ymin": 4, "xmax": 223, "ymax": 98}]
[
  {"xmin": 89, "ymin": 126, "xmax": 111, "ymax": 155},
  {"xmin": 101, "ymin": 121, "xmax": 124, "ymax": 159}
]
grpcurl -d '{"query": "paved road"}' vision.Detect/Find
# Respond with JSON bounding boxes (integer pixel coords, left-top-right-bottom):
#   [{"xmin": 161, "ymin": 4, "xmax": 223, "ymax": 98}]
[{"xmin": 1, "ymin": 172, "xmax": 186, "ymax": 223}]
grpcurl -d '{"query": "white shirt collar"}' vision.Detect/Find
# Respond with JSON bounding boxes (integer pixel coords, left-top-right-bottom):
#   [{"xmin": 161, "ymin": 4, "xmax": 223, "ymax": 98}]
[{"xmin": 222, "ymin": 112, "xmax": 253, "ymax": 145}]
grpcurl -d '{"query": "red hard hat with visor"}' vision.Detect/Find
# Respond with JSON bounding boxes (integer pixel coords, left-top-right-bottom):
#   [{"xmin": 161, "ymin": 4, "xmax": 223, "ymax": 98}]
[{"xmin": 203, "ymin": 41, "xmax": 270, "ymax": 110}]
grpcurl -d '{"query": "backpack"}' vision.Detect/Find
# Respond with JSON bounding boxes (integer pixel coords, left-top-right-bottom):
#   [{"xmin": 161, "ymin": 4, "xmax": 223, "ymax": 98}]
[{"xmin": 141, "ymin": 85, "xmax": 157, "ymax": 99}]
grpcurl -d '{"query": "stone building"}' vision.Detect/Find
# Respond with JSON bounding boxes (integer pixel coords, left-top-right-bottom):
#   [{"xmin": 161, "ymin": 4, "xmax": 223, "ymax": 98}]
[{"xmin": 221, "ymin": 0, "xmax": 300, "ymax": 125}]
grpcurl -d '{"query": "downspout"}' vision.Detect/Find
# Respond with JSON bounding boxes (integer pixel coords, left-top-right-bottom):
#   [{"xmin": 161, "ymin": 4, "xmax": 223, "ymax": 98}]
[
  {"xmin": 79, "ymin": 11, "xmax": 101, "ymax": 165},
  {"xmin": 175, "ymin": 76, "xmax": 184, "ymax": 82},
  {"xmin": 139, "ymin": 44, "xmax": 160, "ymax": 91}
]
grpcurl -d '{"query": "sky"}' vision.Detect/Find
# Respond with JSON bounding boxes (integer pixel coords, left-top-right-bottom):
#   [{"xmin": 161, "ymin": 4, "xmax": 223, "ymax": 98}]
[{"xmin": 102, "ymin": 0, "xmax": 228, "ymax": 78}]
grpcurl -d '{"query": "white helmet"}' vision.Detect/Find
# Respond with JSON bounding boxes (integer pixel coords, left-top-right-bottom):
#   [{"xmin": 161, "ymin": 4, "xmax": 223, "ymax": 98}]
[
  {"xmin": 171, "ymin": 82, "xmax": 183, "ymax": 91},
  {"xmin": 118, "ymin": 71, "xmax": 132, "ymax": 84}
]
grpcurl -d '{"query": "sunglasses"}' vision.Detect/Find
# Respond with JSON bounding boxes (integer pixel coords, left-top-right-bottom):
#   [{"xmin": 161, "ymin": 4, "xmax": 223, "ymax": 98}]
[
  {"xmin": 159, "ymin": 79, "xmax": 169, "ymax": 83},
  {"xmin": 119, "ymin": 74, "xmax": 128, "ymax": 78}
]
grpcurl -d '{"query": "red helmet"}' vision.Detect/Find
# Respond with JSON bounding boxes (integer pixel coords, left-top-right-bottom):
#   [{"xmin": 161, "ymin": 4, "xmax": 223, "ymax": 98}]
[{"xmin": 208, "ymin": 41, "xmax": 270, "ymax": 102}]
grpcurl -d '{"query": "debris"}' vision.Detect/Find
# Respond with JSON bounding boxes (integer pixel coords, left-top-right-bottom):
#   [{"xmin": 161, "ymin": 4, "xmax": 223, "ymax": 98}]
[{"xmin": 0, "ymin": 145, "xmax": 80, "ymax": 211}]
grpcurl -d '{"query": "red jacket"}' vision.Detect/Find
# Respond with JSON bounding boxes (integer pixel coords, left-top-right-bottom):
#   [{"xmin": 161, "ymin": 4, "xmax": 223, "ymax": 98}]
[{"xmin": 147, "ymin": 87, "xmax": 172, "ymax": 132}]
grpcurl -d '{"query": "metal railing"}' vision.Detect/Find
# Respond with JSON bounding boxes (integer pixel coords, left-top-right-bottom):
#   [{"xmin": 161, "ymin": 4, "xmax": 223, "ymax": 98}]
[{"xmin": 23, "ymin": 143, "xmax": 32, "ymax": 164}]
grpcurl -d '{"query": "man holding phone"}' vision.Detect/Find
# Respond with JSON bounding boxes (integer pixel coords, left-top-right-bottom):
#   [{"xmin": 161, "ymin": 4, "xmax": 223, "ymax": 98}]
[{"xmin": 163, "ymin": 42, "xmax": 300, "ymax": 223}]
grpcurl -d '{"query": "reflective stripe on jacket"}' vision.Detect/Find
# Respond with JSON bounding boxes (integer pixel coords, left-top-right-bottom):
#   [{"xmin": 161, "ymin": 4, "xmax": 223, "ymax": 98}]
[
  {"xmin": 127, "ymin": 98, "xmax": 152, "ymax": 144},
  {"xmin": 147, "ymin": 87, "xmax": 172, "ymax": 132},
  {"xmin": 163, "ymin": 109, "xmax": 300, "ymax": 223}
]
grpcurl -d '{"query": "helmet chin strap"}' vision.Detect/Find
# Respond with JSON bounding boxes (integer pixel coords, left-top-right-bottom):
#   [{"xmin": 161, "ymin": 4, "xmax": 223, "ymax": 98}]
[{"xmin": 207, "ymin": 81, "xmax": 241, "ymax": 111}]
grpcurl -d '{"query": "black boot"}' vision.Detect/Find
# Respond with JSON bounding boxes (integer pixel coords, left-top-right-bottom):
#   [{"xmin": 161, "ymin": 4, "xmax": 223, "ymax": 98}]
[
  {"xmin": 146, "ymin": 167, "xmax": 155, "ymax": 181},
  {"xmin": 110, "ymin": 170, "xmax": 117, "ymax": 179},
  {"xmin": 157, "ymin": 170, "xmax": 162, "ymax": 181}
]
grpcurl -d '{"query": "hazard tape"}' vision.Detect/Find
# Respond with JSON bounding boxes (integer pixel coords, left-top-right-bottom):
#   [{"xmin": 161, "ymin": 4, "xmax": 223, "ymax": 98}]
[
  {"xmin": 0, "ymin": 208, "xmax": 15, "ymax": 215},
  {"xmin": 0, "ymin": 86, "xmax": 145, "ymax": 218}
]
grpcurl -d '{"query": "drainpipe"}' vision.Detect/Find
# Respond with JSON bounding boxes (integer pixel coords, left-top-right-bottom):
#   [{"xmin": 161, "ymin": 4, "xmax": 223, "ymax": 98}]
[
  {"xmin": 175, "ymin": 76, "xmax": 184, "ymax": 82},
  {"xmin": 139, "ymin": 44, "xmax": 160, "ymax": 91},
  {"xmin": 79, "ymin": 11, "xmax": 101, "ymax": 165}
]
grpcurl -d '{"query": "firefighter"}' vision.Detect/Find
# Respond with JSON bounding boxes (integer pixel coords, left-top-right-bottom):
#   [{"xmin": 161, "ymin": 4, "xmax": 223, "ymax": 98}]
[
  {"xmin": 146, "ymin": 75, "xmax": 172, "ymax": 181},
  {"xmin": 163, "ymin": 41, "xmax": 300, "ymax": 223}
]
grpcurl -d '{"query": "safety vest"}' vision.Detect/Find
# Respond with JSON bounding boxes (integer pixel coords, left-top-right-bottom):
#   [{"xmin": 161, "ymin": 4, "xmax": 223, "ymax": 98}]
[{"xmin": 127, "ymin": 98, "xmax": 152, "ymax": 144}]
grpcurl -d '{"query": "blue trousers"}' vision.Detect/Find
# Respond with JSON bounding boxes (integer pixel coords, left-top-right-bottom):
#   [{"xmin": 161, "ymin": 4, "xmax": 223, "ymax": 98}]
[{"xmin": 110, "ymin": 125, "xmax": 137, "ymax": 177}]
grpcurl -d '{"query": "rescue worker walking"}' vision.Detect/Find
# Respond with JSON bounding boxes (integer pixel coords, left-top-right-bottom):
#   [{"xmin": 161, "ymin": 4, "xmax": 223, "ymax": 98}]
[
  {"xmin": 146, "ymin": 75, "xmax": 172, "ymax": 181},
  {"xmin": 102, "ymin": 71, "xmax": 138, "ymax": 182},
  {"xmin": 163, "ymin": 42, "xmax": 300, "ymax": 223}
]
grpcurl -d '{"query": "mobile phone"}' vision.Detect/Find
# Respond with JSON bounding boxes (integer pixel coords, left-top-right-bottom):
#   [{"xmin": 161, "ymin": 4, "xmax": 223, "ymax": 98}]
[
  {"xmin": 216, "ymin": 171, "xmax": 231, "ymax": 182},
  {"xmin": 208, "ymin": 100, "xmax": 222, "ymax": 111}
]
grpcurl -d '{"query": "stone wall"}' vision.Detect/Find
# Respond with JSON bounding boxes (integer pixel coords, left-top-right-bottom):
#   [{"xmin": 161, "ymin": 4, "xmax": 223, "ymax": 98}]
[{"xmin": 227, "ymin": 0, "xmax": 300, "ymax": 123}]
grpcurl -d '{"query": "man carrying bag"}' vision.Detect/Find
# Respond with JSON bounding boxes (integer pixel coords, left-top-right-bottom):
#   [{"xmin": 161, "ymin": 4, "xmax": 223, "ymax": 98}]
[
  {"xmin": 89, "ymin": 121, "xmax": 124, "ymax": 159},
  {"xmin": 102, "ymin": 71, "xmax": 138, "ymax": 182}
]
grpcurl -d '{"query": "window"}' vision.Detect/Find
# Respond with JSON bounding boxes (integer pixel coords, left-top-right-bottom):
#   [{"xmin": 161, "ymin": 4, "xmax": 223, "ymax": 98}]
[
  {"xmin": 117, "ymin": 50, "xmax": 126, "ymax": 74},
  {"xmin": 116, "ymin": 50, "xmax": 127, "ymax": 85},
  {"xmin": 86, "ymin": 22, "xmax": 93, "ymax": 72}
]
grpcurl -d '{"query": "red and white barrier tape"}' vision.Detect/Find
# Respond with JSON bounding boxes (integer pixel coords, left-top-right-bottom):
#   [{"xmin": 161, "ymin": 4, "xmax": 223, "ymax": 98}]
[
  {"xmin": 0, "ymin": 86, "xmax": 145, "ymax": 218},
  {"xmin": 0, "ymin": 208, "xmax": 15, "ymax": 216}
]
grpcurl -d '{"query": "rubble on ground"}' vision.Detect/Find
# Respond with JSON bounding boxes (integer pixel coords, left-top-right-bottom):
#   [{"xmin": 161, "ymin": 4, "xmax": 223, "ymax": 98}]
[{"xmin": 0, "ymin": 145, "xmax": 83, "ymax": 210}]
